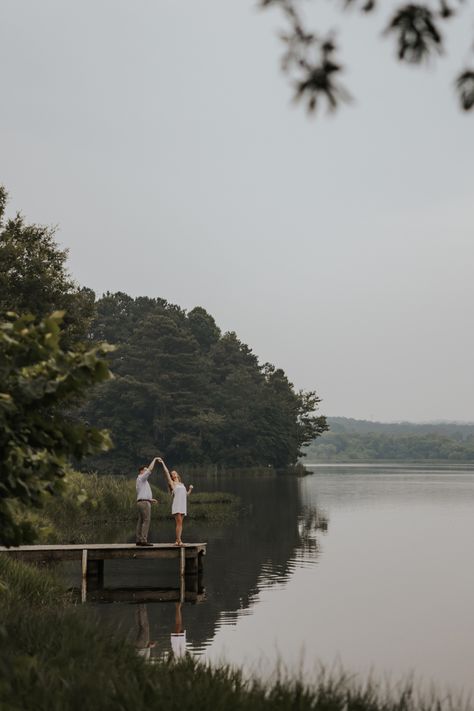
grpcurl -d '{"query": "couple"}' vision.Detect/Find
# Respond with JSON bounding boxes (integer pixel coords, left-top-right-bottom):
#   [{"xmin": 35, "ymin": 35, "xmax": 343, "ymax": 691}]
[{"xmin": 136, "ymin": 456, "xmax": 193, "ymax": 547}]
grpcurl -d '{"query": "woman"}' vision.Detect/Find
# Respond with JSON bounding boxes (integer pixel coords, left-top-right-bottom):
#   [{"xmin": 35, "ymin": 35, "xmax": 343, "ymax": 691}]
[{"xmin": 157, "ymin": 458, "xmax": 193, "ymax": 545}]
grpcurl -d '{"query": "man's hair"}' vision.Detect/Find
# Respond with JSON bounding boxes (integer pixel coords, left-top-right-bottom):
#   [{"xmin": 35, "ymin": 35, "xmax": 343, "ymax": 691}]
[{"xmin": 138, "ymin": 465, "xmax": 147, "ymax": 474}]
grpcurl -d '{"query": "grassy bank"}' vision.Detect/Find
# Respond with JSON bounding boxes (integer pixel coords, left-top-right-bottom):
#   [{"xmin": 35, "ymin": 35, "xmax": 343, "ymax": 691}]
[
  {"xmin": 0, "ymin": 556, "xmax": 465, "ymax": 711},
  {"xmin": 23, "ymin": 471, "xmax": 240, "ymax": 544}
]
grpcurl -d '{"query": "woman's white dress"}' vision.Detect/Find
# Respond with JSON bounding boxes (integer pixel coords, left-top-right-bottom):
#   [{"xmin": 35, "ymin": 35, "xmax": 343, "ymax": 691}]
[
  {"xmin": 172, "ymin": 483, "xmax": 187, "ymax": 515},
  {"xmin": 170, "ymin": 631, "xmax": 186, "ymax": 657}
]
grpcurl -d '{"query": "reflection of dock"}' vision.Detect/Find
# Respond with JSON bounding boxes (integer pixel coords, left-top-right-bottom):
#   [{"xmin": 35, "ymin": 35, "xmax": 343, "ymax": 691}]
[
  {"xmin": 70, "ymin": 586, "xmax": 206, "ymax": 604},
  {"xmin": 0, "ymin": 543, "xmax": 206, "ymax": 602}
]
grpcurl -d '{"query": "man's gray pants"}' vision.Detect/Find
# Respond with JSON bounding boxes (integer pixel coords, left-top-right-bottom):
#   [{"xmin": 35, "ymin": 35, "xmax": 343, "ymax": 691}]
[{"xmin": 136, "ymin": 500, "xmax": 151, "ymax": 543}]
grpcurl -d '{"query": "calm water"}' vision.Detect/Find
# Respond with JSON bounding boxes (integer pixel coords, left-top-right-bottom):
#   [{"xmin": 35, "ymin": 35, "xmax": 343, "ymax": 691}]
[{"xmin": 65, "ymin": 466, "xmax": 474, "ymax": 694}]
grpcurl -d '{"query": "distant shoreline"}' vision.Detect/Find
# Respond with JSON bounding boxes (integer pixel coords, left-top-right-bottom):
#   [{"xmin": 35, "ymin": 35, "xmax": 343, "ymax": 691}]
[{"xmin": 304, "ymin": 461, "xmax": 474, "ymax": 470}]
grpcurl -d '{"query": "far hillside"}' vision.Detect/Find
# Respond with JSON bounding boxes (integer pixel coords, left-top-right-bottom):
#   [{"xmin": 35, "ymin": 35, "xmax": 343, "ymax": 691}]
[
  {"xmin": 328, "ymin": 417, "xmax": 474, "ymax": 438},
  {"xmin": 303, "ymin": 417, "xmax": 474, "ymax": 463}
]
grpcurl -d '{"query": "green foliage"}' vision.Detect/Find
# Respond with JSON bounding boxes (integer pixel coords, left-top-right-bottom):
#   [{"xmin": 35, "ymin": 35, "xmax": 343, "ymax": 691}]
[
  {"xmin": 0, "ymin": 312, "xmax": 113, "ymax": 546},
  {"xmin": 0, "ymin": 557, "xmax": 466, "ymax": 711},
  {"xmin": 81, "ymin": 293, "xmax": 327, "ymax": 471},
  {"xmin": 0, "ymin": 185, "xmax": 95, "ymax": 346}
]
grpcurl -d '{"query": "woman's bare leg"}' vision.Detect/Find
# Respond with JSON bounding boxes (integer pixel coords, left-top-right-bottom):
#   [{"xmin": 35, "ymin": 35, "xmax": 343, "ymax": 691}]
[{"xmin": 175, "ymin": 513, "xmax": 183, "ymax": 544}]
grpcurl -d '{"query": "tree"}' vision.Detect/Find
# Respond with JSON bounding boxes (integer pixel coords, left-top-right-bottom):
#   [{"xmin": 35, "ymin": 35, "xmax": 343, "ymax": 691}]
[
  {"xmin": 0, "ymin": 312, "xmax": 112, "ymax": 546},
  {"xmin": 261, "ymin": 0, "xmax": 474, "ymax": 113},
  {"xmin": 187, "ymin": 307, "xmax": 221, "ymax": 351},
  {"xmin": 0, "ymin": 186, "xmax": 95, "ymax": 347}
]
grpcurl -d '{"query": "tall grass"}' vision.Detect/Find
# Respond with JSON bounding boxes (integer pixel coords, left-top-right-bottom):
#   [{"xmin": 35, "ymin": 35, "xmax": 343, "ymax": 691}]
[
  {"xmin": 0, "ymin": 557, "xmax": 468, "ymax": 711},
  {"xmin": 0, "ymin": 555, "xmax": 65, "ymax": 606}
]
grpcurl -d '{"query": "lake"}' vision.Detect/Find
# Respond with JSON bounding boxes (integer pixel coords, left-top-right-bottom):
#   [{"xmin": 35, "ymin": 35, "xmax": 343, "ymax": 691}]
[{"xmin": 67, "ymin": 465, "xmax": 474, "ymax": 696}]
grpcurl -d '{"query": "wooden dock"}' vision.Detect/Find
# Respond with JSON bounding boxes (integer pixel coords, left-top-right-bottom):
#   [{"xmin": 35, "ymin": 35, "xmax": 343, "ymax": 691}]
[{"xmin": 0, "ymin": 543, "xmax": 206, "ymax": 602}]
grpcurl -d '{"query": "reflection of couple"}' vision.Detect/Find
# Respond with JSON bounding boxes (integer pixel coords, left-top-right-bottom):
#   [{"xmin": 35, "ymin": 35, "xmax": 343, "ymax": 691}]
[
  {"xmin": 136, "ymin": 456, "xmax": 193, "ymax": 547},
  {"xmin": 134, "ymin": 603, "xmax": 187, "ymax": 660}
]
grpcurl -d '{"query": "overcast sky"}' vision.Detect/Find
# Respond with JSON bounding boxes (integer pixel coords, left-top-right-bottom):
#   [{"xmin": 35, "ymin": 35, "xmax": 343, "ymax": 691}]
[{"xmin": 1, "ymin": 1, "xmax": 473, "ymax": 422}]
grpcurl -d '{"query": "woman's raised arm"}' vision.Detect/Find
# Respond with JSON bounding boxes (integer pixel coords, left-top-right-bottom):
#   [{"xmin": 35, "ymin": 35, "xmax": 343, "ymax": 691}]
[{"xmin": 157, "ymin": 457, "xmax": 173, "ymax": 487}]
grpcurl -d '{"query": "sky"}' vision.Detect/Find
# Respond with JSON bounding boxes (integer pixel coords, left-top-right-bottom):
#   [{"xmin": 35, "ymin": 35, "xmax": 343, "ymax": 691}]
[{"xmin": 1, "ymin": 1, "xmax": 473, "ymax": 422}]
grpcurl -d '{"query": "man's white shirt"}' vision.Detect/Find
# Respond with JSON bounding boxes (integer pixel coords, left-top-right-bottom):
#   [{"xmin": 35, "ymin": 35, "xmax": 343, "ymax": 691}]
[{"xmin": 136, "ymin": 468, "xmax": 153, "ymax": 500}]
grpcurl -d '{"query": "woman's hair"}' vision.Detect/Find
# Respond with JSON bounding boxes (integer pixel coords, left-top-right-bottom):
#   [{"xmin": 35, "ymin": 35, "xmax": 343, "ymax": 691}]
[{"xmin": 168, "ymin": 469, "xmax": 182, "ymax": 493}]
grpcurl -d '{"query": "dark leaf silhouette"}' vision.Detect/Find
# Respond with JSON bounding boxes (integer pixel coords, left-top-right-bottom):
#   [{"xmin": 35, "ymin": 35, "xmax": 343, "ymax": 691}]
[
  {"xmin": 385, "ymin": 5, "xmax": 443, "ymax": 63},
  {"xmin": 260, "ymin": 0, "xmax": 474, "ymax": 114},
  {"xmin": 456, "ymin": 69, "xmax": 474, "ymax": 109}
]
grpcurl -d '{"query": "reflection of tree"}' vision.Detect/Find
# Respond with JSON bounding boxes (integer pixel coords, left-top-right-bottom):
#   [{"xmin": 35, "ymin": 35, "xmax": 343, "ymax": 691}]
[
  {"xmin": 256, "ymin": 504, "xmax": 328, "ymax": 582},
  {"xmin": 296, "ymin": 506, "xmax": 329, "ymax": 557},
  {"xmin": 300, "ymin": 506, "xmax": 329, "ymax": 540}
]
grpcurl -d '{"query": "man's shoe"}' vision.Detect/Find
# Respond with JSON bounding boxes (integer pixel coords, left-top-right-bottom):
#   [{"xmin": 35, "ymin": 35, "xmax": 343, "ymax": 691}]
[
  {"xmin": 142, "ymin": 542, "xmax": 154, "ymax": 547},
  {"xmin": 136, "ymin": 541, "xmax": 146, "ymax": 546}
]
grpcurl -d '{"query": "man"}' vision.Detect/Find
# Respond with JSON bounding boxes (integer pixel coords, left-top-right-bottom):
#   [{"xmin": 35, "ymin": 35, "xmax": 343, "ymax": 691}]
[{"xmin": 136, "ymin": 457, "xmax": 159, "ymax": 546}]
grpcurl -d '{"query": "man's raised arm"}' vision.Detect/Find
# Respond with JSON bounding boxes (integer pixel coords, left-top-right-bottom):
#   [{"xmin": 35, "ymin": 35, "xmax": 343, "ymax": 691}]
[{"xmin": 146, "ymin": 457, "xmax": 158, "ymax": 472}]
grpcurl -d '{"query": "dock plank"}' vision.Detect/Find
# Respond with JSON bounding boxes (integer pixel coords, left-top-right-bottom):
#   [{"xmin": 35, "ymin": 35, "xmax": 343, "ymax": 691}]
[{"xmin": 0, "ymin": 542, "xmax": 207, "ymax": 563}]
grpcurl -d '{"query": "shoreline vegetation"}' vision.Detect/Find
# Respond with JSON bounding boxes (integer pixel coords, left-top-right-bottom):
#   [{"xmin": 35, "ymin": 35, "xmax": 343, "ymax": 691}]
[
  {"xmin": 305, "ymin": 459, "xmax": 474, "ymax": 467},
  {"xmin": 305, "ymin": 417, "xmax": 474, "ymax": 464},
  {"xmin": 20, "ymin": 471, "xmax": 241, "ymax": 545},
  {"xmin": 0, "ymin": 556, "xmax": 468, "ymax": 711}
]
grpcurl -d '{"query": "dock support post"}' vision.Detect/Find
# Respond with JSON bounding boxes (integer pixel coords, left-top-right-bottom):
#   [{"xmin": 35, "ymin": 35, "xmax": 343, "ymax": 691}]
[
  {"xmin": 81, "ymin": 549, "xmax": 88, "ymax": 603},
  {"xmin": 179, "ymin": 546, "xmax": 185, "ymax": 578}
]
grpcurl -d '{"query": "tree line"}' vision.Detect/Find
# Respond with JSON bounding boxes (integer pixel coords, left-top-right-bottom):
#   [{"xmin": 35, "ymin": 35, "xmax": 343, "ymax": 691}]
[
  {"xmin": 326, "ymin": 417, "xmax": 474, "ymax": 438},
  {"xmin": 305, "ymin": 430, "xmax": 474, "ymax": 462}
]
